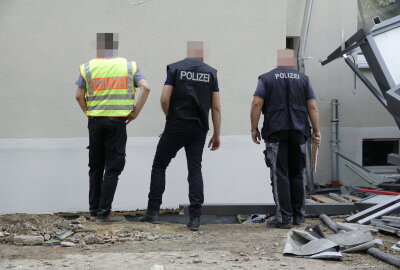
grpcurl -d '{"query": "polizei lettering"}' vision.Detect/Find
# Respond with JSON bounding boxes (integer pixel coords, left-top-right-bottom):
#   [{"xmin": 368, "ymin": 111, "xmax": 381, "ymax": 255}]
[
  {"xmin": 180, "ymin": 71, "xmax": 210, "ymax": 83},
  {"xmin": 275, "ymin": 72, "xmax": 300, "ymax": 80}
]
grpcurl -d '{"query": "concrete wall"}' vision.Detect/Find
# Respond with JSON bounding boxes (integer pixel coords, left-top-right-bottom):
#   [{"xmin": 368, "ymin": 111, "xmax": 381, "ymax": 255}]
[
  {"xmin": 0, "ymin": 0, "xmax": 282, "ymax": 214},
  {"xmin": 286, "ymin": 0, "xmax": 305, "ymax": 37},
  {"xmin": 0, "ymin": 0, "xmax": 284, "ymax": 138}
]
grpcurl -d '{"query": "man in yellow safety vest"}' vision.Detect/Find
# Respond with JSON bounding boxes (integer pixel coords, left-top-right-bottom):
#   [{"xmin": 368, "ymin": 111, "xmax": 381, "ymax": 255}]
[{"xmin": 75, "ymin": 33, "xmax": 150, "ymax": 223}]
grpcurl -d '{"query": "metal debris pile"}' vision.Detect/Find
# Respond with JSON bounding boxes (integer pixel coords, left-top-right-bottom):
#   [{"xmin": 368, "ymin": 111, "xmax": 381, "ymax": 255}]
[
  {"xmin": 282, "ymin": 194, "xmax": 400, "ymax": 268},
  {"xmin": 371, "ymin": 216, "xmax": 400, "ymax": 236}
]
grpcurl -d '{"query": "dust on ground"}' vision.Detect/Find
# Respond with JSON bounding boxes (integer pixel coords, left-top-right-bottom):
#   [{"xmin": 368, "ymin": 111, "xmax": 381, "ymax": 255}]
[{"xmin": 0, "ymin": 213, "xmax": 399, "ymax": 270}]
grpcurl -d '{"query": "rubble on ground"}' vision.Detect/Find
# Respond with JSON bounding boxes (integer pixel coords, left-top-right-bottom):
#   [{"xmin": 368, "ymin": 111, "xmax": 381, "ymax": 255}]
[{"xmin": 0, "ymin": 214, "xmax": 179, "ymax": 247}]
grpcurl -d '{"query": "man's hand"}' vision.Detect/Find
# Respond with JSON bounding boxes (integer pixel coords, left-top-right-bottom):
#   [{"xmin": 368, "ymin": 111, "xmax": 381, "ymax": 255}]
[
  {"xmin": 75, "ymin": 87, "xmax": 87, "ymax": 115},
  {"xmin": 251, "ymin": 129, "xmax": 261, "ymax": 144},
  {"xmin": 250, "ymin": 96, "xmax": 264, "ymax": 144},
  {"xmin": 126, "ymin": 110, "xmax": 136, "ymax": 124},
  {"xmin": 208, "ymin": 135, "xmax": 220, "ymax": 151},
  {"xmin": 311, "ymin": 130, "xmax": 321, "ymax": 146},
  {"xmin": 126, "ymin": 79, "xmax": 150, "ymax": 124}
]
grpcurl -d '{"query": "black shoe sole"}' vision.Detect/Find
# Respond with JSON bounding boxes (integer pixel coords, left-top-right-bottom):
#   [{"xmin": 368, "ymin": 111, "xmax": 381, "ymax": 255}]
[
  {"xmin": 138, "ymin": 217, "xmax": 159, "ymax": 224},
  {"xmin": 292, "ymin": 218, "xmax": 305, "ymax": 225},
  {"xmin": 138, "ymin": 218, "xmax": 159, "ymax": 224},
  {"xmin": 187, "ymin": 225, "xmax": 199, "ymax": 231},
  {"xmin": 292, "ymin": 222, "xmax": 304, "ymax": 225},
  {"xmin": 267, "ymin": 223, "xmax": 292, "ymax": 229}
]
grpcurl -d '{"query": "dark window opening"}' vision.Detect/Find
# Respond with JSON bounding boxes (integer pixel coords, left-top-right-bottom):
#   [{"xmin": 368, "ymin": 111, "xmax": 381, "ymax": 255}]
[
  {"xmin": 358, "ymin": 0, "xmax": 400, "ymax": 29},
  {"xmin": 286, "ymin": 37, "xmax": 294, "ymax": 50},
  {"xmin": 362, "ymin": 138, "xmax": 399, "ymax": 166}
]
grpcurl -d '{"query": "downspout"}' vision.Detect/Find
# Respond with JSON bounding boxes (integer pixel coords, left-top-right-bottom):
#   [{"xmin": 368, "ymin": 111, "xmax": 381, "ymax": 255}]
[
  {"xmin": 298, "ymin": 0, "xmax": 313, "ymax": 74},
  {"xmin": 298, "ymin": 0, "xmax": 315, "ymax": 193},
  {"xmin": 331, "ymin": 99, "xmax": 340, "ymax": 186}
]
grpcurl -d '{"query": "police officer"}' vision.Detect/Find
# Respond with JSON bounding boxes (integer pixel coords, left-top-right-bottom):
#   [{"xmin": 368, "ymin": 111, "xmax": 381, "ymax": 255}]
[
  {"xmin": 75, "ymin": 33, "xmax": 150, "ymax": 223},
  {"xmin": 139, "ymin": 41, "xmax": 221, "ymax": 231},
  {"xmin": 250, "ymin": 49, "xmax": 321, "ymax": 229}
]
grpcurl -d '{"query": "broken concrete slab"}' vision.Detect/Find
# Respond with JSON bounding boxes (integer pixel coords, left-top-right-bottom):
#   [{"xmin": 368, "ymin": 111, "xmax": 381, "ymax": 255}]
[
  {"xmin": 151, "ymin": 265, "xmax": 165, "ymax": 270},
  {"xmin": 283, "ymin": 229, "xmax": 341, "ymax": 259},
  {"xmin": 73, "ymin": 225, "xmax": 95, "ymax": 233},
  {"xmin": 335, "ymin": 222, "xmax": 378, "ymax": 233},
  {"xmin": 342, "ymin": 239, "xmax": 382, "ymax": 252},
  {"xmin": 326, "ymin": 230, "xmax": 375, "ymax": 249},
  {"xmin": 85, "ymin": 236, "xmax": 105, "ymax": 245},
  {"xmin": 391, "ymin": 241, "xmax": 400, "ymax": 251},
  {"xmin": 13, "ymin": 235, "xmax": 44, "ymax": 246},
  {"xmin": 71, "ymin": 216, "xmax": 87, "ymax": 224},
  {"xmin": 61, "ymin": 241, "xmax": 76, "ymax": 247},
  {"xmin": 55, "ymin": 230, "xmax": 74, "ymax": 240},
  {"xmin": 43, "ymin": 240, "xmax": 61, "ymax": 246},
  {"xmin": 58, "ymin": 223, "xmax": 74, "ymax": 231}
]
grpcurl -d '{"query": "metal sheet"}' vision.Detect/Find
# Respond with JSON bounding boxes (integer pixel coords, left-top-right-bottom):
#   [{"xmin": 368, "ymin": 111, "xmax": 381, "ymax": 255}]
[
  {"xmin": 346, "ymin": 195, "xmax": 400, "ymax": 222},
  {"xmin": 357, "ymin": 195, "xmax": 396, "ymax": 204},
  {"xmin": 358, "ymin": 201, "xmax": 400, "ymax": 224}
]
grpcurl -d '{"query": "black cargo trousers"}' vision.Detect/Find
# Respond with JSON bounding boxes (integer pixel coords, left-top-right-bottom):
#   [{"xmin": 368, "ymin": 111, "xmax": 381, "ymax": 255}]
[
  {"xmin": 87, "ymin": 116, "xmax": 127, "ymax": 218},
  {"xmin": 264, "ymin": 130, "xmax": 307, "ymax": 223},
  {"xmin": 147, "ymin": 123, "xmax": 207, "ymax": 217}
]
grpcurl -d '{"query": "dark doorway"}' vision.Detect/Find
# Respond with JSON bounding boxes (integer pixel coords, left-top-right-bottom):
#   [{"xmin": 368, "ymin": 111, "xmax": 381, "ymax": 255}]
[{"xmin": 362, "ymin": 138, "xmax": 399, "ymax": 166}]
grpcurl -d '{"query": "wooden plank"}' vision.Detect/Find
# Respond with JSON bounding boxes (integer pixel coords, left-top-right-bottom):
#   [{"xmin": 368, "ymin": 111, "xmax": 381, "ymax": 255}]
[
  {"xmin": 310, "ymin": 195, "xmax": 338, "ymax": 203},
  {"xmin": 342, "ymin": 194, "xmax": 362, "ymax": 202}
]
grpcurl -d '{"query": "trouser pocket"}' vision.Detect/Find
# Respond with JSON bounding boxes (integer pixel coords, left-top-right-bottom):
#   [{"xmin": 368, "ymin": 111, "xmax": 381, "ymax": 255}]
[
  {"xmin": 107, "ymin": 149, "xmax": 126, "ymax": 173},
  {"xmin": 263, "ymin": 150, "xmax": 272, "ymax": 167},
  {"xmin": 264, "ymin": 142, "xmax": 279, "ymax": 168}
]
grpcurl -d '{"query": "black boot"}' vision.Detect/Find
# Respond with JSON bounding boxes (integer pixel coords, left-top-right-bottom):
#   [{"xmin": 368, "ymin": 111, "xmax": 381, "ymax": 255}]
[
  {"xmin": 138, "ymin": 210, "xmax": 159, "ymax": 224},
  {"xmin": 187, "ymin": 216, "xmax": 200, "ymax": 231},
  {"xmin": 266, "ymin": 216, "xmax": 292, "ymax": 229},
  {"xmin": 293, "ymin": 216, "xmax": 305, "ymax": 225}
]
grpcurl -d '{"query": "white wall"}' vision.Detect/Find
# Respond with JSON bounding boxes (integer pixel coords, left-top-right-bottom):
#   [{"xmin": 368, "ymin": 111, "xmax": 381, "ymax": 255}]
[
  {"xmin": 0, "ymin": 0, "xmax": 283, "ymax": 213},
  {"xmin": 0, "ymin": 0, "xmax": 284, "ymax": 138},
  {"xmin": 0, "ymin": 136, "xmax": 272, "ymax": 214}
]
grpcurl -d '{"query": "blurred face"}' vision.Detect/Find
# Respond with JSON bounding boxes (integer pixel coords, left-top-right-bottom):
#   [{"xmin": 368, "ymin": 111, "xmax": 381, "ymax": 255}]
[
  {"xmin": 277, "ymin": 49, "xmax": 295, "ymax": 68},
  {"xmin": 97, "ymin": 33, "xmax": 119, "ymax": 57},
  {"xmin": 187, "ymin": 41, "xmax": 204, "ymax": 60}
]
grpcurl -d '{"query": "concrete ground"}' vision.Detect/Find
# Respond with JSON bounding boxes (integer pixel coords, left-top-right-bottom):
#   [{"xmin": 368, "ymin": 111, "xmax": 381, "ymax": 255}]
[{"xmin": 0, "ymin": 214, "xmax": 399, "ymax": 270}]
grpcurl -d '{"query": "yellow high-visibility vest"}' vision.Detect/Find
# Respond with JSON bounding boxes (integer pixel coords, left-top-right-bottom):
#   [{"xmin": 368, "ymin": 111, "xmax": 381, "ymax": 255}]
[{"xmin": 79, "ymin": 57, "xmax": 137, "ymax": 117}]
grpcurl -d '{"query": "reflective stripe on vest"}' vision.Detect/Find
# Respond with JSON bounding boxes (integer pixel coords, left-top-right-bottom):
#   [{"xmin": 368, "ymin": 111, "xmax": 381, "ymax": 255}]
[{"xmin": 80, "ymin": 58, "xmax": 137, "ymax": 117}]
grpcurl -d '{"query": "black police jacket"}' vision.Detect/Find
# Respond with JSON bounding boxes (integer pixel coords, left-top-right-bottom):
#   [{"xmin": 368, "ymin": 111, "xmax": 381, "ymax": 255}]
[
  {"xmin": 167, "ymin": 58, "xmax": 217, "ymax": 130},
  {"xmin": 259, "ymin": 67, "xmax": 311, "ymax": 139}
]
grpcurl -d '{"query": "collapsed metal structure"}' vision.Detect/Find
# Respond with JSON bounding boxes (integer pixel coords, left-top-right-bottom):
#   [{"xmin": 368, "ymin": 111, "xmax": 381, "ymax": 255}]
[{"xmin": 322, "ymin": 15, "xmax": 400, "ymax": 165}]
